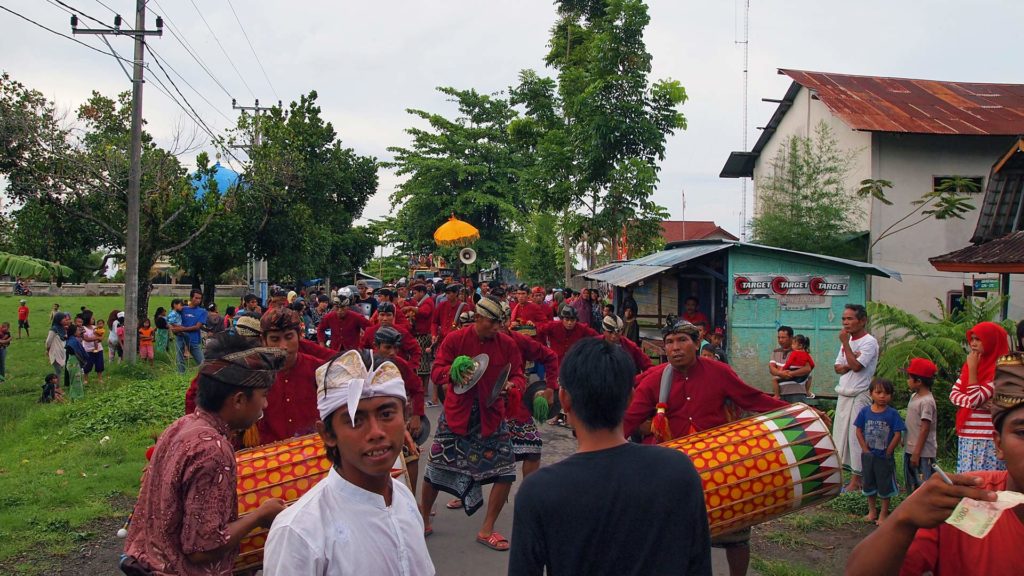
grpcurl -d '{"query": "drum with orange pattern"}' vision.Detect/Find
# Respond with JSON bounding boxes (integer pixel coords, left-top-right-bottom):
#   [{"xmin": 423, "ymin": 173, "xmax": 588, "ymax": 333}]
[
  {"xmin": 233, "ymin": 434, "xmax": 330, "ymax": 573},
  {"xmin": 661, "ymin": 402, "xmax": 841, "ymax": 537}
]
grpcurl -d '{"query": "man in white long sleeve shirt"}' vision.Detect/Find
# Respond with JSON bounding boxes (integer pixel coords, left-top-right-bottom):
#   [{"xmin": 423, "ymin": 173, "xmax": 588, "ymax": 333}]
[{"xmin": 263, "ymin": 350, "xmax": 434, "ymax": 576}]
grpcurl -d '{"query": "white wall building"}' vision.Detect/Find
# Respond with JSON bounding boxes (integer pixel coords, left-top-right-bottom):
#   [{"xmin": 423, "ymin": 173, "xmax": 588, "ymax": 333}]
[{"xmin": 721, "ymin": 69, "xmax": 1024, "ymax": 319}]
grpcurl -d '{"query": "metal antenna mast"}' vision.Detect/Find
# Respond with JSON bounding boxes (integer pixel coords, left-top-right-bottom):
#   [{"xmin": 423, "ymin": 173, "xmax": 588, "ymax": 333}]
[{"xmin": 737, "ymin": 0, "xmax": 750, "ymax": 240}]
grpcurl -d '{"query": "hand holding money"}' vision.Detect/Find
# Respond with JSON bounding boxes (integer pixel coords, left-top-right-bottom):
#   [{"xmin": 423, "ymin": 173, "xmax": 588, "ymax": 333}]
[
  {"xmin": 946, "ymin": 490, "xmax": 1024, "ymax": 538},
  {"xmin": 889, "ymin": 471, "xmax": 997, "ymax": 531}
]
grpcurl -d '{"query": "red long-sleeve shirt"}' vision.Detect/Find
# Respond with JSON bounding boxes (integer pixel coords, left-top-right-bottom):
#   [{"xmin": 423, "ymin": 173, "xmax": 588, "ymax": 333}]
[
  {"xmin": 431, "ymin": 326, "xmax": 526, "ymax": 437},
  {"xmin": 431, "ymin": 298, "xmax": 469, "ymax": 340},
  {"xmin": 316, "ymin": 310, "xmax": 370, "ymax": 352},
  {"xmin": 537, "ymin": 320, "xmax": 598, "ymax": 360},
  {"xmin": 389, "ymin": 354, "xmax": 425, "ymax": 417},
  {"xmin": 505, "ymin": 329, "xmax": 560, "ymax": 423},
  {"xmin": 411, "ymin": 296, "xmax": 435, "ymax": 336},
  {"xmin": 623, "ymin": 360, "xmax": 787, "ymax": 444},
  {"xmin": 256, "ymin": 352, "xmax": 321, "ymax": 444},
  {"xmin": 358, "ymin": 323, "xmax": 421, "ymax": 368},
  {"xmin": 511, "ymin": 301, "xmax": 549, "ymax": 326}
]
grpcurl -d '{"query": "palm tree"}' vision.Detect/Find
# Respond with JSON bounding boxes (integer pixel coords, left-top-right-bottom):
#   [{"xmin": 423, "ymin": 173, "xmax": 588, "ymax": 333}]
[{"xmin": 0, "ymin": 252, "xmax": 72, "ymax": 280}]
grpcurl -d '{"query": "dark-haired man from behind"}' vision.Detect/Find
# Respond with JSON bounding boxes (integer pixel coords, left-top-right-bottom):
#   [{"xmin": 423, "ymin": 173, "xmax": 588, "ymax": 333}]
[
  {"xmin": 508, "ymin": 338, "xmax": 711, "ymax": 576},
  {"xmin": 122, "ymin": 336, "xmax": 287, "ymax": 576}
]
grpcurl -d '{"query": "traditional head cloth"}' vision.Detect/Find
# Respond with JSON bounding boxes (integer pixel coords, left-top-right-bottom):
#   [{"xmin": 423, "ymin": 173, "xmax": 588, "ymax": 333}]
[
  {"xmin": 531, "ymin": 286, "xmax": 545, "ymax": 295},
  {"xmin": 602, "ymin": 314, "xmax": 624, "ymax": 333},
  {"xmin": 992, "ymin": 353, "xmax": 1024, "ymax": 430},
  {"xmin": 559, "ymin": 306, "xmax": 578, "ymax": 320},
  {"xmin": 260, "ymin": 307, "xmax": 301, "ymax": 334},
  {"xmin": 457, "ymin": 310, "xmax": 475, "ymax": 326},
  {"xmin": 445, "ymin": 283, "xmax": 461, "ymax": 294},
  {"xmin": 199, "ymin": 346, "xmax": 287, "ymax": 389},
  {"xmin": 374, "ymin": 325, "xmax": 402, "ymax": 346},
  {"xmin": 476, "ymin": 296, "xmax": 504, "ymax": 321},
  {"xmin": 661, "ymin": 316, "xmax": 700, "ymax": 341},
  {"xmin": 234, "ymin": 315, "xmax": 262, "ymax": 338},
  {"xmin": 316, "ymin": 350, "xmax": 407, "ymax": 422},
  {"xmin": 411, "ymin": 283, "xmax": 427, "ymax": 294},
  {"xmin": 956, "ymin": 322, "xmax": 1010, "ymax": 433}
]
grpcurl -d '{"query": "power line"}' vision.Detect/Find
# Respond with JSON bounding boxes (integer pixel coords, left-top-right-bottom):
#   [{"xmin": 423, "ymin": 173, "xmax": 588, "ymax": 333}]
[
  {"xmin": 52, "ymin": 0, "xmax": 111, "ymax": 28},
  {"xmin": 147, "ymin": 44, "xmax": 233, "ymax": 122},
  {"xmin": 150, "ymin": 0, "xmax": 234, "ymax": 101},
  {"xmin": 0, "ymin": 4, "xmax": 135, "ymax": 65},
  {"xmin": 224, "ymin": 0, "xmax": 279, "ymax": 101},
  {"xmin": 187, "ymin": 0, "xmax": 255, "ymax": 99},
  {"xmin": 90, "ymin": 0, "xmax": 122, "ymax": 18}
]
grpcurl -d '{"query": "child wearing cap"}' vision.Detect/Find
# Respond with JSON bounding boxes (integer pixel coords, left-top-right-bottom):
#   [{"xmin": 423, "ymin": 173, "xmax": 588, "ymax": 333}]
[{"xmin": 904, "ymin": 357, "xmax": 938, "ymax": 492}]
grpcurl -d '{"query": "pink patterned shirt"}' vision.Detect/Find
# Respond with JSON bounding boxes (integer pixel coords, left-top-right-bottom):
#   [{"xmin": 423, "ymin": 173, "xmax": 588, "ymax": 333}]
[{"xmin": 124, "ymin": 409, "xmax": 238, "ymax": 575}]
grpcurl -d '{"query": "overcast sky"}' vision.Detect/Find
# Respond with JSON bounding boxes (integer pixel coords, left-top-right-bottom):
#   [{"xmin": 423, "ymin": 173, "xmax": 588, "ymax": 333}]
[{"xmin": 4, "ymin": 0, "xmax": 1023, "ymax": 239}]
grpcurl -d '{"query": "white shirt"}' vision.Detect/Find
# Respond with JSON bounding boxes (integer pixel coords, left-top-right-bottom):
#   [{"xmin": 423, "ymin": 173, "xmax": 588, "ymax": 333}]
[
  {"xmin": 263, "ymin": 467, "xmax": 434, "ymax": 576},
  {"xmin": 834, "ymin": 332, "xmax": 879, "ymax": 397}
]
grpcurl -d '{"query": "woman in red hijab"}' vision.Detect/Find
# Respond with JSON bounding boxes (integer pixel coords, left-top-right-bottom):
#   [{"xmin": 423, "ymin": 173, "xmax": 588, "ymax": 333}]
[{"xmin": 949, "ymin": 321, "xmax": 1009, "ymax": 472}]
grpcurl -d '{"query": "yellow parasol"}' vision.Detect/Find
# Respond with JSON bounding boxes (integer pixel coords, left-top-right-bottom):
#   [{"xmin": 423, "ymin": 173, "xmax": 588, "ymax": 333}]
[{"xmin": 433, "ymin": 214, "xmax": 480, "ymax": 247}]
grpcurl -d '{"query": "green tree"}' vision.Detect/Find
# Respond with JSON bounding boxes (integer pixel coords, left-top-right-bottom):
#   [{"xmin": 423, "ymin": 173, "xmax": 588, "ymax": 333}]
[
  {"xmin": 386, "ymin": 87, "xmax": 528, "ymax": 268},
  {"xmin": 229, "ymin": 92, "xmax": 378, "ymax": 284},
  {"xmin": 512, "ymin": 212, "xmax": 564, "ymax": 286},
  {"xmin": 0, "ymin": 74, "xmax": 223, "ymax": 319},
  {"xmin": 857, "ymin": 176, "xmax": 979, "ymax": 249},
  {"xmin": 868, "ymin": 297, "xmax": 1015, "ymax": 456},
  {"xmin": 749, "ymin": 122, "xmax": 865, "ymax": 259},
  {"xmin": 514, "ymin": 0, "xmax": 687, "ymax": 272}
]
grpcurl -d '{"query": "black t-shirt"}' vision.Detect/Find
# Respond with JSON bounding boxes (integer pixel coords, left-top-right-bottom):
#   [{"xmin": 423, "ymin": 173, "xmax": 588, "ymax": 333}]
[
  {"xmin": 154, "ymin": 316, "xmax": 168, "ymax": 330},
  {"xmin": 509, "ymin": 442, "xmax": 711, "ymax": 576}
]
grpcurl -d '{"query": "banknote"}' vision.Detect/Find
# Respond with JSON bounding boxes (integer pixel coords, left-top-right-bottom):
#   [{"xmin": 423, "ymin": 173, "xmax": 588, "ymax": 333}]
[{"xmin": 945, "ymin": 491, "xmax": 1024, "ymax": 538}]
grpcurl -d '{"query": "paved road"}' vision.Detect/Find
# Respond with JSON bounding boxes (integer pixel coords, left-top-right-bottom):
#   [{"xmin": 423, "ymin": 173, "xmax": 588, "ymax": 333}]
[{"xmin": 415, "ymin": 404, "xmax": 744, "ymax": 576}]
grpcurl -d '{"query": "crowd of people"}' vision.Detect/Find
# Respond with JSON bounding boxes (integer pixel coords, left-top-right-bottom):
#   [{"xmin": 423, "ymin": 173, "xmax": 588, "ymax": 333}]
[{"xmin": 7, "ymin": 274, "xmax": 1021, "ymax": 575}]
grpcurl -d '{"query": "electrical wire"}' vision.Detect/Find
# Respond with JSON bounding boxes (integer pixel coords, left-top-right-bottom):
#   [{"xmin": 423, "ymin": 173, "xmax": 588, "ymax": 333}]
[
  {"xmin": 224, "ymin": 0, "xmax": 279, "ymax": 101},
  {"xmin": 52, "ymin": 0, "xmax": 111, "ymax": 28},
  {"xmin": 147, "ymin": 44, "xmax": 233, "ymax": 122},
  {"xmin": 149, "ymin": 0, "xmax": 235, "ymax": 101},
  {"xmin": 187, "ymin": 0, "xmax": 255, "ymax": 99},
  {"xmin": 0, "ymin": 4, "xmax": 135, "ymax": 65}
]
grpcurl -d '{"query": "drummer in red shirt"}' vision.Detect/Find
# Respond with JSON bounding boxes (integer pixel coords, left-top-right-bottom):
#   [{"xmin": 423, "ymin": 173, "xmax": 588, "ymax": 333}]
[
  {"xmin": 529, "ymin": 286, "xmax": 556, "ymax": 320},
  {"xmin": 847, "ymin": 372, "xmax": 1024, "ymax": 576},
  {"xmin": 432, "ymin": 284, "xmax": 469, "ymax": 348},
  {"xmin": 256, "ymin": 307, "xmax": 322, "ymax": 445},
  {"xmin": 510, "ymin": 287, "xmax": 549, "ymax": 338},
  {"xmin": 597, "ymin": 315, "xmax": 652, "ymax": 375},
  {"xmin": 537, "ymin": 306, "xmax": 598, "ymax": 361},
  {"xmin": 359, "ymin": 302, "xmax": 421, "ymax": 367},
  {"xmin": 316, "ymin": 293, "xmax": 370, "ymax": 352},
  {"xmin": 623, "ymin": 317, "xmax": 788, "ymax": 576}
]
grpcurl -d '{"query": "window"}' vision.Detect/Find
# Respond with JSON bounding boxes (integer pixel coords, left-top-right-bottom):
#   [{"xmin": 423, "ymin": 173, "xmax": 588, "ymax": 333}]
[{"xmin": 933, "ymin": 176, "xmax": 984, "ymax": 194}]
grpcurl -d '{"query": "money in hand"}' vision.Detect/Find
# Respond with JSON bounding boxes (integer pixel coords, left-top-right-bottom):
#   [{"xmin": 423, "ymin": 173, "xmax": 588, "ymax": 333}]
[{"xmin": 945, "ymin": 491, "xmax": 1024, "ymax": 539}]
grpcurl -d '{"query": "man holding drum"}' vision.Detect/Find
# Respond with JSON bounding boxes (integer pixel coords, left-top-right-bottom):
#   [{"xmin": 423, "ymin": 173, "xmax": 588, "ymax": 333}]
[
  {"xmin": 121, "ymin": 336, "xmax": 288, "ymax": 576},
  {"xmin": 623, "ymin": 318, "xmax": 788, "ymax": 576}
]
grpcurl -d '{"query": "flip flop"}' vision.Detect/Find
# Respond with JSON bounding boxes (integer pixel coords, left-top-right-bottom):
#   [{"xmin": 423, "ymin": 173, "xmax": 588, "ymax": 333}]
[
  {"xmin": 476, "ymin": 532, "xmax": 510, "ymax": 552},
  {"xmin": 424, "ymin": 527, "xmax": 433, "ymax": 537},
  {"xmin": 445, "ymin": 498, "xmax": 464, "ymax": 509}
]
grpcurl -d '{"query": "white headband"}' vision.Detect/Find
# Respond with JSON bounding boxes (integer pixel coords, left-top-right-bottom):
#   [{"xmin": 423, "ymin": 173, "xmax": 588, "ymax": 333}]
[{"xmin": 315, "ymin": 350, "xmax": 406, "ymax": 423}]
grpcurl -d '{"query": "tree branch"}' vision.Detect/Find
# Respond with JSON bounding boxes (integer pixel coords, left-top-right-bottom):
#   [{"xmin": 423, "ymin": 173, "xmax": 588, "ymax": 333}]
[{"xmin": 154, "ymin": 207, "xmax": 220, "ymax": 257}]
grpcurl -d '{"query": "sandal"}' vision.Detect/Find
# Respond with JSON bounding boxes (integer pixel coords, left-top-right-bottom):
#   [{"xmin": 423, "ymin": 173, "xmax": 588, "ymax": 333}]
[
  {"xmin": 424, "ymin": 527, "xmax": 433, "ymax": 537},
  {"xmin": 476, "ymin": 532, "xmax": 510, "ymax": 552},
  {"xmin": 445, "ymin": 498, "xmax": 464, "ymax": 510}
]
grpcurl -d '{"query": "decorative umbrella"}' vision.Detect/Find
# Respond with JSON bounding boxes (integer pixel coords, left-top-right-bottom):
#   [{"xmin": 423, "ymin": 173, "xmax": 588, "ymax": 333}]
[{"xmin": 433, "ymin": 214, "xmax": 480, "ymax": 247}]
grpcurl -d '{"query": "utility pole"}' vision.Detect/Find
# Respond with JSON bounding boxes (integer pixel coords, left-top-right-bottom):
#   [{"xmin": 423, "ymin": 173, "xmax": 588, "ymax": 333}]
[
  {"xmin": 73, "ymin": 2, "xmax": 162, "ymax": 364},
  {"xmin": 232, "ymin": 99, "xmax": 280, "ymax": 306}
]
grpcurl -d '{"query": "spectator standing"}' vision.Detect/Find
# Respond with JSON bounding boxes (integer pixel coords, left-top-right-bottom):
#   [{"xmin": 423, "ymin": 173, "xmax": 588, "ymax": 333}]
[
  {"xmin": 854, "ymin": 378, "xmax": 905, "ymax": 525},
  {"xmin": 46, "ymin": 312, "xmax": 69, "ymax": 377},
  {"xmin": 64, "ymin": 324, "xmax": 90, "ymax": 400},
  {"xmin": 179, "ymin": 290, "xmax": 208, "ymax": 370},
  {"xmin": 0, "ymin": 322, "xmax": 11, "ymax": 380},
  {"xmin": 81, "ymin": 315, "xmax": 104, "ymax": 385},
  {"xmin": 950, "ymin": 321, "xmax": 1009, "ymax": 472},
  {"xmin": 138, "ymin": 319, "xmax": 156, "ymax": 366},
  {"xmin": 48, "ymin": 302, "xmax": 60, "ymax": 325},
  {"xmin": 106, "ymin": 310, "xmax": 121, "ymax": 364},
  {"xmin": 903, "ymin": 358, "xmax": 938, "ymax": 492},
  {"xmin": 17, "ymin": 299, "xmax": 30, "ymax": 338},
  {"xmin": 153, "ymin": 307, "xmax": 169, "ymax": 354},
  {"xmin": 833, "ymin": 304, "xmax": 879, "ymax": 493}
]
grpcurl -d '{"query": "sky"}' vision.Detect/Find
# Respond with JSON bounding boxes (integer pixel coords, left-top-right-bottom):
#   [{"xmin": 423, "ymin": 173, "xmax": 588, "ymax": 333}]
[{"xmin": 4, "ymin": 0, "xmax": 1023, "ymax": 242}]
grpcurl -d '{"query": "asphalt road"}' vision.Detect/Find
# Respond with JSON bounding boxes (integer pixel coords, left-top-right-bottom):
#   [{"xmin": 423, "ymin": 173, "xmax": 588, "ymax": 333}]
[{"xmin": 415, "ymin": 404, "xmax": 741, "ymax": 576}]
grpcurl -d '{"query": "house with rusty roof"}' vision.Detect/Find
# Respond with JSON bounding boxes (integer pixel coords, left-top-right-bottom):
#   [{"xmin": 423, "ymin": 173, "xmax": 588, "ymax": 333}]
[
  {"xmin": 721, "ymin": 69, "xmax": 1024, "ymax": 318},
  {"xmin": 660, "ymin": 220, "xmax": 739, "ymax": 244}
]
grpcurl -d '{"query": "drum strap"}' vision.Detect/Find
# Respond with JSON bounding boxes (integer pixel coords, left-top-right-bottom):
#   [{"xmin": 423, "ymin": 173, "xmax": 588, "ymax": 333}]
[
  {"xmin": 658, "ymin": 364, "xmax": 674, "ymax": 404},
  {"xmin": 452, "ymin": 302, "xmax": 466, "ymax": 329},
  {"xmin": 651, "ymin": 365, "xmax": 676, "ymax": 443}
]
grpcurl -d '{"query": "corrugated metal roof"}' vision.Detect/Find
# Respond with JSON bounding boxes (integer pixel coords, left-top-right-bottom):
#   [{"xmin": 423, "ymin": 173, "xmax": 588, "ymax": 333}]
[
  {"xmin": 781, "ymin": 69, "xmax": 1024, "ymax": 135},
  {"xmin": 582, "ymin": 241, "xmax": 901, "ymax": 287},
  {"xmin": 931, "ymin": 231, "xmax": 1024, "ymax": 272},
  {"xmin": 972, "ymin": 139, "xmax": 1024, "ymax": 244}
]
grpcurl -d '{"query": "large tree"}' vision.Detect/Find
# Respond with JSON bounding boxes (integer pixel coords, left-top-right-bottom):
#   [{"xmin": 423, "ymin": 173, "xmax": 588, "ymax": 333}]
[
  {"xmin": 0, "ymin": 73, "xmax": 222, "ymax": 321},
  {"xmin": 386, "ymin": 87, "xmax": 529, "ymax": 268},
  {"xmin": 515, "ymin": 0, "xmax": 687, "ymax": 272},
  {"xmin": 226, "ymin": 92, "xmax": 378, "ymax": 286}
]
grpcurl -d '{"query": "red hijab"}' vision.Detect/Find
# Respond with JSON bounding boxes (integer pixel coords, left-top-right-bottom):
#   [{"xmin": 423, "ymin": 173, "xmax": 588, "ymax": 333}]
[{"xmin": 955, "ymin": 321, "xmax": 1009, "ymax": 432}]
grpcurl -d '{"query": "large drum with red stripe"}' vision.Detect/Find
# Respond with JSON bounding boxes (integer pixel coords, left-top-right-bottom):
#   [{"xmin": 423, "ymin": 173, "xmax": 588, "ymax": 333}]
[{"xmin": 661, "ymin": 403, "xmax": 841, "ymax": 537}]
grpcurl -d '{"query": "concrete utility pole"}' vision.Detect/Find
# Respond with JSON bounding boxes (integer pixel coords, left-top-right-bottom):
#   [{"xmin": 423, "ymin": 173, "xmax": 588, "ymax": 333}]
[
  {"xmin": 232, "ymin": 99, "xmax": 280, "ymax": 306},
  {"xmin": 73, "ymin": 1, "xmax": 162, "ymax": 364}
]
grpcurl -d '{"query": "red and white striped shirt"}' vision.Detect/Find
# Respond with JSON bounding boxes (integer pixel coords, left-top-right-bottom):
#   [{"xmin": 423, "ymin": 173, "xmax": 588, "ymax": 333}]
[{"xmin": 949, "ymin": 377, "xmax": 995, "ymax": 439}]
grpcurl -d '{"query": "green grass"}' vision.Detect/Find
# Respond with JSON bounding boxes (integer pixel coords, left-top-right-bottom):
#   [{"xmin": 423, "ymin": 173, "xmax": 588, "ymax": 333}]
[
  {"xmin": 0, "ymin": 295, "xmax": 196, "ymax": 566},
  {"xmin": 751, "ymin": 557, "xmax": 825, "ymax": 576},
  {"xmin": 780, "ymin": 510, "xmax": 858, "ymax": 532}
]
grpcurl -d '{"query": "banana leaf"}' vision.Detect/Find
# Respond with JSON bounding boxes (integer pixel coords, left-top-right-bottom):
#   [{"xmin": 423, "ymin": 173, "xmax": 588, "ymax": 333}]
[{"xmin": 0, "ymin": 252, "xmax": 72, "ymax": 279}]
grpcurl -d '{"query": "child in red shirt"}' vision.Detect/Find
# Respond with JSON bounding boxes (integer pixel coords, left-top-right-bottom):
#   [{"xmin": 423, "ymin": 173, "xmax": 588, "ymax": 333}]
[
  {"xmin": 781, "ymin": 334, "xmax": 815, "ymax": 396},
  {"xmin": 17, "ymin": 300, "xmax": 30, "ymax": 338}
]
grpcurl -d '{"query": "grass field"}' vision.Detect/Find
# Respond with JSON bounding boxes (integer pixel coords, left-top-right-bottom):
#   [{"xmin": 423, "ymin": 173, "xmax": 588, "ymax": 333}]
[{"xmin": 0, "ymin": 295, "xmax": 195, "ymax": 572}]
